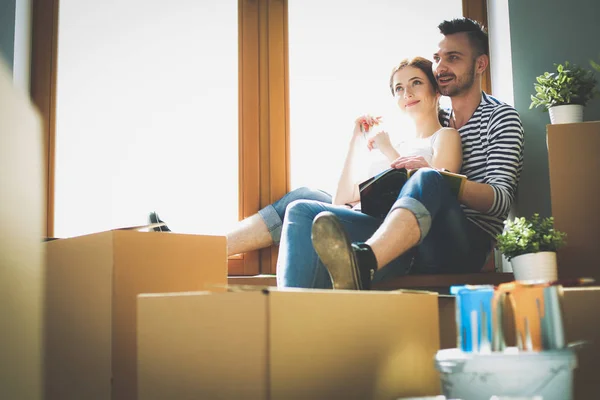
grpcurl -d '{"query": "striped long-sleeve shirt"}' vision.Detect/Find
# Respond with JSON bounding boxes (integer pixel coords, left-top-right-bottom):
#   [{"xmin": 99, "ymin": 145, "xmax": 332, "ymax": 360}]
[{"xmin": 441, "ymin": 92, "xmax": 524, "ymax": 239}]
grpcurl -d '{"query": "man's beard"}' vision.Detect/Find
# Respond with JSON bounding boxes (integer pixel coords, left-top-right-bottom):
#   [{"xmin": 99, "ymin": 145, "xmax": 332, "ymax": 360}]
[{"xmin": 438, "ymin": 63, "xmax": 476, "ymax": 97}]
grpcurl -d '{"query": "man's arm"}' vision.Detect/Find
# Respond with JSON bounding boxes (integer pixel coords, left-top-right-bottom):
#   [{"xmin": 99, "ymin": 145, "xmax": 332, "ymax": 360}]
[
  {"xmin": 460, "ymin": 105, "xmax": 524, "ymax": 214},
  {"xmin": 460, "ymin": 180, "xmax": 494, "ymax": 212}
]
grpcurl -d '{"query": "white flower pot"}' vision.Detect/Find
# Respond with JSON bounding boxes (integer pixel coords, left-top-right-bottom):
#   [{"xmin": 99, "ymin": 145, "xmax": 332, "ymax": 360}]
[
  {"xmin": 549, "ymin": 104, "xmax": 584, "ymax": 124},
  {"xmin": 510, "ymin": 251, "xmax": 558, "ymax": 282}
]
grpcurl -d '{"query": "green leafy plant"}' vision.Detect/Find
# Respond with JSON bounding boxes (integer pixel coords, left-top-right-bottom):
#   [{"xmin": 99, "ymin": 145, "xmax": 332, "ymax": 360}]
[
  {"xmin": 530, "ymin": 61, "xmax": 598, "ymax": 111},
  {"xmin": 496, "ymin": 214, "xmax": 567, "ymax": 261},
  {"xmin": 591, "ymin": 56, "xmax": 600, "ymax": 73}
]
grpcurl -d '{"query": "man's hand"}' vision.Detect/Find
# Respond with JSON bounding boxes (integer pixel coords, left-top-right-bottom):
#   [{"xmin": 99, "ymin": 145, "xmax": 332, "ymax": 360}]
[{"xmin": 390, "ymin": 155, "xmax": 431, "ymax": 170}]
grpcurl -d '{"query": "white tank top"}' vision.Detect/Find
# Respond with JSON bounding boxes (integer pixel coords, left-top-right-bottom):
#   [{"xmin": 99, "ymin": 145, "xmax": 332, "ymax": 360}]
[{"xmin": 365, "ymin": 128, "xmax": 442, "ymax": 179}]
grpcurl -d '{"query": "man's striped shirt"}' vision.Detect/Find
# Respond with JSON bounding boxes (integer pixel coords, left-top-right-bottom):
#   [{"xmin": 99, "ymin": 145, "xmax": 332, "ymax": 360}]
[{"xmin": 441, "ymin": 92, "xmax": 524, "ymax": 239}]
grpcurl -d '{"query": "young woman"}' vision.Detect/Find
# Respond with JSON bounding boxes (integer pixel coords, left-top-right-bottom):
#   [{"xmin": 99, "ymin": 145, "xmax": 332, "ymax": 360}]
[
  {"xmin": 150, "ymin": 56, "xmax": 462, "ymax": 260},
  {"xmin": 332, "ymin": 56, "xmax": 462, "ymax": 212}
]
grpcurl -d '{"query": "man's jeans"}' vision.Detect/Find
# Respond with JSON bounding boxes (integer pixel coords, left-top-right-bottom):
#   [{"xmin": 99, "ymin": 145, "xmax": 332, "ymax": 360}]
[{"xmin": 276, "ymin": 169, "xmax": 493, "ymax": 288}]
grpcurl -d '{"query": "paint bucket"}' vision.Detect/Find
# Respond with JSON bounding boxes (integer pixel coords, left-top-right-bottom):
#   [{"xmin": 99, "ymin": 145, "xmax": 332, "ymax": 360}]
[
  {"xmin": 496, "ymin": 282, "xmax": 566, "ymax": 351},
  {"xmin": 450, "ymin": 285, "xmax": 495, "ymax": 352},
  {"xmin": 435, "ymin": 347, "xmax": 577, "ymax": 400}
]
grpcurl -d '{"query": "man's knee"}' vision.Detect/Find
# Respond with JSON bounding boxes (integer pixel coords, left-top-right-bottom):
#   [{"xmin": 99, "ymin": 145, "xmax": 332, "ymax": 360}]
[
  {"xmin": 403, "ymin": 168, "xmax": 447, "ymax": 198},
  {"xmin": 410, "ymin": 168, "xmax": 443, "ymax": 184}
]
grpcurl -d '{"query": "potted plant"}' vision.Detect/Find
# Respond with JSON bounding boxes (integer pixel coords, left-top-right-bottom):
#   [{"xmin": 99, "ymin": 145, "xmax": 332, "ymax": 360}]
[
  {"xmin": 530, "ymin": 61, "xmax": 598, "ymax": 124},
  {"xmin": 496, "ymin": 214, "xmax": 567, "ymax": 281},
  {"xmin": 591, "ymin": 56, "xmax": 600, "ymax": 73}
]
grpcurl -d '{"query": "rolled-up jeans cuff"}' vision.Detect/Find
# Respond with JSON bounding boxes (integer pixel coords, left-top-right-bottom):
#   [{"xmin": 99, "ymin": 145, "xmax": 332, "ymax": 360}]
[
  {"xmin": 389, "ymin": 197, "xmax": 431, "ymax": 244},
  {"xmin": 258, "ymin": 205, "xmax": 283, "ymax": 245}
]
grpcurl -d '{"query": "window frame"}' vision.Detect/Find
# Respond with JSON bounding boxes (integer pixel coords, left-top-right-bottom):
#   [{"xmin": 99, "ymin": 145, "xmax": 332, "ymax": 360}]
[{"xmin": 30, "ymin": 0, "xmax": 488, "ymax": 276}]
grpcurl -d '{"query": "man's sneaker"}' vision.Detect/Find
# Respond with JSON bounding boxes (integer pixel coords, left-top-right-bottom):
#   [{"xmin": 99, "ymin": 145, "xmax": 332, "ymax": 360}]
[
  {"xmin": 148, "ymin": 211, "xmax": 172, "ymax": 232},
  {"xmin": 311, "ymin": 211, "xmax": 377, "ymax": 290}
]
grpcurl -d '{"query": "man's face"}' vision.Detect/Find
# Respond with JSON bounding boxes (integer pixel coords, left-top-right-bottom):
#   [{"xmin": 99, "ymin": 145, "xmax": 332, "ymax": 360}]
[{"xmin": 432, "ymin": 32, "xmax": 478, "ymax": 97}]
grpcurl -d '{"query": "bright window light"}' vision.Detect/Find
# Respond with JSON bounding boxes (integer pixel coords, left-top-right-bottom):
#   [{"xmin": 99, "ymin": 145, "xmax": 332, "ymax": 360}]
[
  {"xmin": 54, "ymin": 0, "xmax": 238, "ymax": 237},
  {"xmin": 288, "ymin": 0, "xmax": 461, "ymax": 194}
]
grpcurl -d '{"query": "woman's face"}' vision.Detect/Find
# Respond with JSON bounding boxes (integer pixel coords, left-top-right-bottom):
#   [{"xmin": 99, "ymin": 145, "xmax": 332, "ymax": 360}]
[{"xmin": 391, "ymin": 66, "xmax": 439, "ymax": 117}]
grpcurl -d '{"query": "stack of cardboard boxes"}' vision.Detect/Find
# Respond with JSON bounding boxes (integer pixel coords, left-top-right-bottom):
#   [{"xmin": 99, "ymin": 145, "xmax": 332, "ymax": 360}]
[{"xmin": 44, "ymin": 229, "xmax": 446, "ymax": 400}]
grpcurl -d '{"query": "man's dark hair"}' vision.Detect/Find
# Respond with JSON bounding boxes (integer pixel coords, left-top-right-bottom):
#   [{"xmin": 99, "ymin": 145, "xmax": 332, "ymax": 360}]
[{"xmin": 438, "ymin": 18, "xmax": 488, "ymax": 57}]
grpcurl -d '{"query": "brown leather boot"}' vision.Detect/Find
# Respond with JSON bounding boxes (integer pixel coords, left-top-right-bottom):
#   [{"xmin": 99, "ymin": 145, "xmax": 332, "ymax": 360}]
[{"xmin": 311, "ymin": 211, "xmax": 378, "ymax": 290}]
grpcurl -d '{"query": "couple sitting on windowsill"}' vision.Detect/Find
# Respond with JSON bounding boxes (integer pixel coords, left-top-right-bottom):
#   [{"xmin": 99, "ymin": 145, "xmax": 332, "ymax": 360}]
[{"xmin": 149, "ymin": 18, "xmax": 524, "ymax": 291}]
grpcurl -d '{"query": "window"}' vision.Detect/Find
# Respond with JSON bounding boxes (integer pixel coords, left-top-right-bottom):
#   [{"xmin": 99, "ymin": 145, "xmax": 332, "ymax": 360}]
[{"xmin": 53, "ymin": 0, "xmax": 239, "ymax": 238}]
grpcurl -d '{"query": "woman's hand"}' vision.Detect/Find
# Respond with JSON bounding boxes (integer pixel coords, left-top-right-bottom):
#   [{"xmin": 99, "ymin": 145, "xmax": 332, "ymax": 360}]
[
  {"xmin": 335, "ymin": 114, "xmax": 382, "ymax": 206},
  {"xmin": 367, "ymin": 130, "xmax": 392, "ymax": 152},
  {"xmin": 390, "ymin": 155, "xmax": 431, "ymax": 171},
  {"xmin": 353, "ymin": 114, "xmax": 382, "ymax": 139}
]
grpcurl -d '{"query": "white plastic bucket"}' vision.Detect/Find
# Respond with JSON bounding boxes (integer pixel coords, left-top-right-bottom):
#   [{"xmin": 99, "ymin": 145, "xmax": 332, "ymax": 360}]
[
  {"xmin": 396, "ymin": 397, "xmax": 448, "ymax": 400},
  {"xmin": 435, "ymin": 348, "xmax": 577, "ymax": 400}
]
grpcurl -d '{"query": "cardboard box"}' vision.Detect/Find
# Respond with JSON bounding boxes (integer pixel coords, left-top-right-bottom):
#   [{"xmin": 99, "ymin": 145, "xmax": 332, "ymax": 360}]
[
  {"xmin": 547, "ymin": 122, "xmax": 600, "ymax": 282},
  {"xmin": 562, "ymin": 288, "xmax": 600, "ymax": 399},
  {"xmin": 0, "ymin": 59, "xmax": 44, "ymax": 400},
  {"xmin": 44, "ymin": 229, "xmax": 227, "ymax": 400},
  {"xmin": 137, "ymin": 289, "xmax": 442, "ymax": 400},
  {"xmin": 438, "ymin": 287, "xmax": 600, "ymax": 399}
]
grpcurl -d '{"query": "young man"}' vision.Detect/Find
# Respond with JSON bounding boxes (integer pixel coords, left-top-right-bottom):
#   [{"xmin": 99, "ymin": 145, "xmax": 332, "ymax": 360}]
[{"xmin": 275, "ymin": 18, "xmax": 524, "ymax": 290}]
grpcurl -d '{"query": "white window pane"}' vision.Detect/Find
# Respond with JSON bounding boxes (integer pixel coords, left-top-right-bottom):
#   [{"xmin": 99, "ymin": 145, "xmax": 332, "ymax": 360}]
[
  {"xmin": 288, "ymin": 1, "xmax": 462, "ymax": 194},
  {"xmin": 55, "ymin": 0, "xmax": 238, "ymax": 237}
]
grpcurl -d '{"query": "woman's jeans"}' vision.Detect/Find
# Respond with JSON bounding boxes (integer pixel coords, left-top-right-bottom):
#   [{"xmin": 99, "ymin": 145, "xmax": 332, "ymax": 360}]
[
  {"xmin": 276, "ymin": 169, "xmax": 493, "ymax": 288},
  {"xmin": 258, "ymin": 187, "xmax": 333, "ymax": 245}
]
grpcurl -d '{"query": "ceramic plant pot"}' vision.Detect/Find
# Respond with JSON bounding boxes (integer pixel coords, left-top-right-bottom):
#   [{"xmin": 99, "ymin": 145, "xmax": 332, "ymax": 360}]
[
  {"xmin": 510, "ymin": 251, "xmax": 558, "ymax": 281},
  {"xmin": 549, "ymin": 104, "xmax": 584, "ymax": 124}
]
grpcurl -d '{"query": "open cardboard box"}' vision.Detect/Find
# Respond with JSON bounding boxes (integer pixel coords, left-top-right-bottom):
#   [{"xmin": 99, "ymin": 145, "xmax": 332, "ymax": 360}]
[
  {"xmin": 44, "ymin": 227, "xmax": 227, "ymax": 400},
  {"xmin": 137, "ymin": 288, "xmax": 443, "ymax": 400}
]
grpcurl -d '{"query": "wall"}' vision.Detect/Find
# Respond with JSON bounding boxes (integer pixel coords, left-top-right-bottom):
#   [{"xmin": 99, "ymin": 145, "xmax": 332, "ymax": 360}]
[
  {"xmin": 13, "ymin": 0, "xmax": 31, "ymax": 91},
  {"xmin": 508, "ymin": 0, "xmax": 600, "ymax": 218},
  {"xmin": 0, "ymin": 0, "xmax": 16, "ymax": 70}
]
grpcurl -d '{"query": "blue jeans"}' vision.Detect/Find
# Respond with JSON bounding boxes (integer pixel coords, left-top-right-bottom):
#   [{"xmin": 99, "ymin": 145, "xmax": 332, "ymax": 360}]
[
  {"xmin": 276, "ymin": 169, "xmax": 493, "ymax": 288},
  {"xmin": 258, "ymin": 187, "xmax": 333, "ymax": 245}
]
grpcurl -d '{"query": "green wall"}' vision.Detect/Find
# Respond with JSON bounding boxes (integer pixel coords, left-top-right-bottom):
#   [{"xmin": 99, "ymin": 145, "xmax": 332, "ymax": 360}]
[
  {"xmin": 0, "ymin": 0, "xmax": 16, "ymax": 70},
  {"xmin": 508, "ymin": 0, "xmax": 600, "ymax": 218}
]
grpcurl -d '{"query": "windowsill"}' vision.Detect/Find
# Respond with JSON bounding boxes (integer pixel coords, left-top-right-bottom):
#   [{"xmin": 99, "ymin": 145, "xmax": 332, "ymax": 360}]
[{"xmin": 227, "ymin": 272, "xmax": 514, "ymax": 294}]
